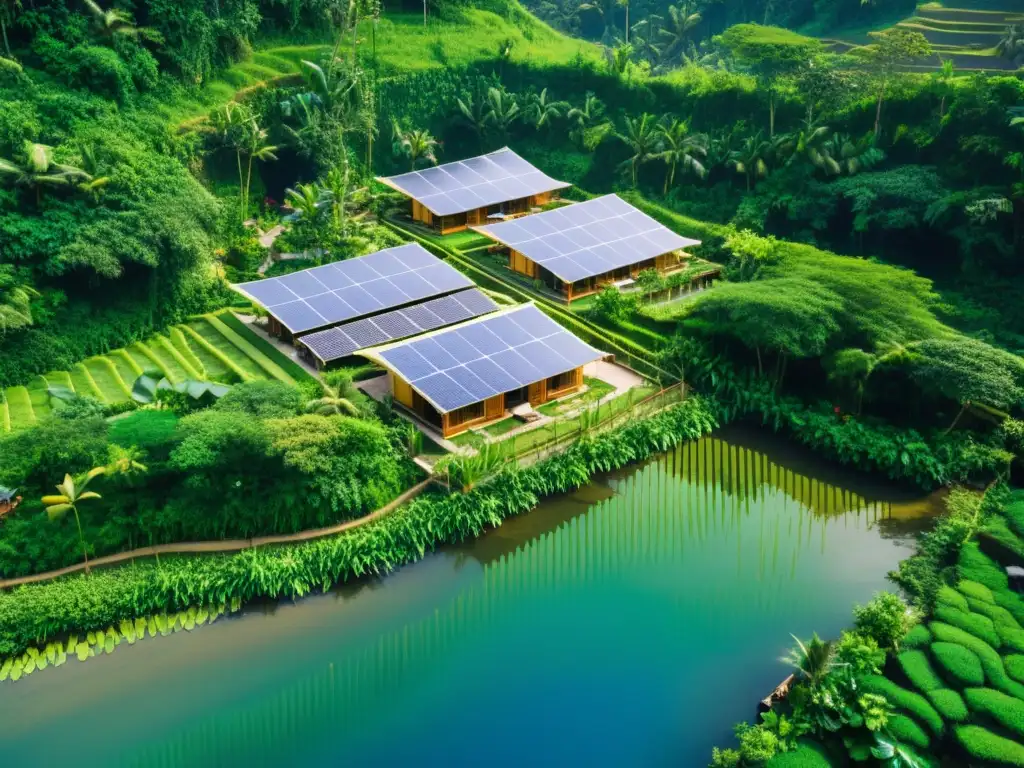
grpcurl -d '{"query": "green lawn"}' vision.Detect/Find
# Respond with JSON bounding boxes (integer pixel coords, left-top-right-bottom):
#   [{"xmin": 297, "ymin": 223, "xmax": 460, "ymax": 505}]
[{"xmin": 1, "ymin": 311, "xmax": 313, "ymax": 433}]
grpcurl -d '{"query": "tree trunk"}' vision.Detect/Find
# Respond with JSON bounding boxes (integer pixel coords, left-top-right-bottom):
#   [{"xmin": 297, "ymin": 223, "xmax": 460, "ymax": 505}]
[
  {"xmin": 245, "ymin": 153, "xmax": 255, "ymax": 222},
  {"xmin": 73, "ymin": 507, "xmax": 90, "ymax": 574},
  {"xmin": 424, "ymin": 0, "xmax": 427, "ymax": 27},
  {"xmin": 943, "ymin": 401, "xmax": 970, "ymax": 436},
  {"xmin": 1, "ymin": 17, "xmax": 11, "ymax": 59},
  {"xmin": 873, "ymin": 79, "xmax": 886, "ymax": 139},
  {"xmin": 755, "ymin": 346, "xmax": 763, "ymax": 377},
  {"xmin": 939, "ymin": 95, "xmax": 946, "ymax": 119},
  {"xmin": 625, "ymin": 4, "xmax": 629, "ymax": 42},
  {"xmin": 769, "ymin": 89, "xmax": 775, "ymax": 137},
  {"xmin": 236, "ymin": 151, "xmax": 245, "ymax": 222}
]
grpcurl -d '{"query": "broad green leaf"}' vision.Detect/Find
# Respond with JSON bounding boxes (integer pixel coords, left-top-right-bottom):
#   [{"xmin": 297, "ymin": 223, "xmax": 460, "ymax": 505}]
[
  {"xmin": 0, "ymin": 658, "xmax": 11, "ymax": 681},
  {"xmin": 76, "ymin": 642, "xmax": 90, "ymax": 662}
]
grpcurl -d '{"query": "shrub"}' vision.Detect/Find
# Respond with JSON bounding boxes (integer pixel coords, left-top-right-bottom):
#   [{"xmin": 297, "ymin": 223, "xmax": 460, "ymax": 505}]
[
  {"xmin": 736, "ymin": 724, "xmax": 779, "ymax": 764},
  {"xmin": 955, "ymin": 725, "xmax": 1024, "ymax": 767},
  {"xmin": 931, "ymin": 622, "xmax": 1024, "ymax": 699},
  {"xmin": 1006, "ymin": 499, "xmax": 1024, "ymax": 539},
  {"xmin": 898, "ymin": 650, "xmax": 944, "ymax": 693},
  {"xmin": 997, "ymin": 622, "xmax": 1024, "ymax": 654},
  {"xmin": 835, "ymin": 631, "xmax": 885, "ymax": 675},
  {"xmin": 934, "ymin": 605, "xmax": 1002, "ymax": 648},
  {"xmin": 959, "ymin": 543, "xmax": 1009, "ymax": 592},
  {"xmin": 108, "ymin": 410, "xmax": 179, "ymax": 451},
  {"xmin": 926, "ymin": 689, "xmax": 969, "ymax": 722},
  {"xmin": 859, "ymin": 675, "xmax": 944, "ymax": 736},
  {"xmin": 765, "ymin": 742, "xmax": 834, "ymax": 767},
  {"xmin": 886, "ymin": 713, "xmax": 930, "ymax": 749},
  {"xmin": 936, "ymin": 585, "xmax": 969, "ymax": 612},
  {"xmin": 853, "ymin": 592, "xmax": 913, "ymax": 650},
  {"xmin": 931, "ymin": 642, "xmax": 985, "ymax": 687},
  {"xmin": 903, "ymin": 624, "xmax": 932, "ymax": 650},
  {"xmin": 958, "ymin": 579, "xmax": 995, "ymax": 604},
  {"xmin": 966, "ymin": 597, "xmax": 1018, "ymax": 628},
  {"xmin": 995, "ymin": 591, "xmax": 1024, "ymax": 627},
  {"xmin": 964, "ymin": 687, "xmax": 1024, "ymax": 738},
  {"xmin": 1007, "ymin": 655, "xmax": 1024, "ymax": 684}
]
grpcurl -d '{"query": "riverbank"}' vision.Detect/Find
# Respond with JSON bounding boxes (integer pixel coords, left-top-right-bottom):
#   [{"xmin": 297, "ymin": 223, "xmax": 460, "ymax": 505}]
[{"xmin": 0, "ymin": 398, "xmax": 717, "ymax": 669}]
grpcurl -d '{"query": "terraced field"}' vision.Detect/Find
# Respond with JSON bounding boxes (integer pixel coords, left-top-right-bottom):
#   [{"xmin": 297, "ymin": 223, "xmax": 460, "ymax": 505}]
[
  {"xmin": 822, "ymin": 2, "xmax": 1023, "ymax": 71},
  {"xmin": 0, "ymin": 311, "xmax": 313, "ymax": 433}
]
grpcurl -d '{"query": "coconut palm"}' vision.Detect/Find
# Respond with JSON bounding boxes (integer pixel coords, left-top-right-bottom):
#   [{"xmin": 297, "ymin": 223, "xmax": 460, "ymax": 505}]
[
  {"xmin": 654, "ymin": 118, "xmax": 707, "ymax": 193},
  {"xmin": 630, "ymin": 16, "xmax": 663, "ymax": 64},
  {"xmin": 616, "ymin": 112, "xmax": 660, "ymax": 187},
  {"xmin": 285, "ymin": 183, "xmax": 323, "ymax": 222},
  {"xmin": 657, "ymin": 2, "xmax": 702, "ymax": 62},
  {"xmin": 83, "ymin": 0, "xmax": 161, "ymax": 44},
  {"xmin": 0, "ymin": 141, "xmax": 92, "ymax": 205},
  {"xmin": 42, "ymin": 467, "xmax": 106, "ymax": 573},
  {"xmin": 781, "ymin": 632, "xmax": 840, "ymax": 689},
  {"xmin": 0, "ymin": 266, "xmax": 37, "ymax": 335},
  {"xmin": 391, "ymin": 122, "xmax": 439, "ymax": 171},
  {"xmin": 484, "ymin": 86, "xmax": 520, "ymax": 140},
  {"xmin": 996, "ymin": 24, "xmax": 1024, "ymax": 68},
  {"xmin": 211, "ymin": 104, "xmax": 278, "ymax": 222},
  {"xmin": 0, "ymin": 0, "xmax": 18, "ymax": 60},
  {"xmin": 306, "ymin": 380, "xmax": 360, "ymax": 416},
  {"xmin": 525, "ymin": 88, "xmax": 568, "ymax": 131},
  {"xmin": 826, "ymin": 132, "xmax": 885, "ymax": 175},
  {"xmin": 933, "ymin": 58, "xmax": 956, "ymax": 119},
  {"xmin": 728, "ymin": 131, "xmax": 770, "ymax": 191},
  {"xmin": 567, "ymin": 92, "xmax": 607, "ymax": 149},
  {"xmin": 784, "ymin": 117, "xmax": 841, "ymax": 176},
  {"xmin": 456, "ymin": 86, "xmax": 490, "ymax": 142},
  {"xmin": 605, "ymin": 41, "xmax": 634, "ymax": 75}
]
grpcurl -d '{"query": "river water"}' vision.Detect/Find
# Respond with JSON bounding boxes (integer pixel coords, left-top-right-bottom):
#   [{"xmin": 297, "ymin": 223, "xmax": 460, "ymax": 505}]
[{"xmin": 0, "ymin": 427, "xmax": 939, "ymax": 767}]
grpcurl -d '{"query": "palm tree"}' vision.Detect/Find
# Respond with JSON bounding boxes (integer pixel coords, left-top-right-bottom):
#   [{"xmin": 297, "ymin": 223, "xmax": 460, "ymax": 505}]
[
  {"xmin": 996, "ymin": 24, "xmax": 1024, "ymax": 68},
  {"xmin": 657, "ymin": 2, "xmax": 701, "ymax": 62},
  {"xmin": 785, "ymin": 117, "xmax": 841, "ymax": 176},
  {"xmin": 456, "ymin": 86, "xmax": 489, "ymax": 143},
  {"xmin": 391, "ymin": 122, "xmax": 439, "ymax": 171},
  {"xmin": 42, "ymin": 467, "xmax": 106, "ymax": 573},
  {"xmin": 285, "ymin": 183, "xmax": 323, "ymax": 222},
  {"xmin": 933, "ymin": 59, "xmax": 955, "ymax": 119},
  {"xmin": 77, "ymin": 141, "xmax": 111, "ymax": 201},
  {"xmin": 525, "ymin": 88, "xmax": 568, "ymax": 131},
  {"xmin": 654, "ymin": 118, "xmax": 707, "ymax": 193},
  {"xmin": 211, "ymin": 104, "xmax": 278, "ymax": 222},
  {"xmin": 616, "ymin": 113, "xmax": 660, "ymax": 187},
  {"xmin": 567, "ymin": 92, "xmax": 607, "ymax": 149},
  {"xmin": 630, "ymin": 17, "xmax": 663, "ymax": 64},
  {"xmin": 484, "ymin": 86, "xmax": 520, "ymax": 140},
  {"xmin": 0, "ymin": 266, "xmax": 37, "ymax": 335},
  {"xmin": 83, "ymin": 0, "xmax": 161, "ymax": 44},
  {"xmin": 728, "ymin": 131, "xmax": 770, "ymax": 191},
  {"xmin": 306, "ymin": 380, "xmax": 360, "ymax": 416},
  {"xmin": 0, "ymin": 0, "xmax": 19, "ymax": 60},
  {"xmin": 0, "ymin": 141, "xmax": 92, "ymax": 205},
  {"xmin": 826, "ymin": 132, "xmax": 885, "ymax": 175},
  {"xmin": 606, "ymin": 42, "xmax": 634, "ymax": 75},
  {"xmin": 781, "ymin": 633, "xmax": 840, "ymax": 689}
]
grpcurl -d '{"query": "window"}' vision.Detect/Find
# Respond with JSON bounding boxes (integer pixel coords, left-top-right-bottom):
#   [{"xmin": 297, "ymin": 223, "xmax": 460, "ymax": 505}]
[{"xmin": 547, "ymin": 370, "xmax": 577, "ymax": 394}]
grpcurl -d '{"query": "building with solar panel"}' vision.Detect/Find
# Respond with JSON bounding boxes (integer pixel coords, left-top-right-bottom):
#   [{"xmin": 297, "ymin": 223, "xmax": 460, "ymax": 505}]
[
  {"xmin": 232, "ymin": 243, "xmax": 476, "ymax": 345},
  {"xmin": 473, "ymin": 194, "xmax": 705, "ymax": 302},
  {"xmin": 359, "ymin": 304, "xmax": 605, "ymax": 438},
  {"xmin": 377, "ymin": 148, "xmax": 570, "ymax": 235}
]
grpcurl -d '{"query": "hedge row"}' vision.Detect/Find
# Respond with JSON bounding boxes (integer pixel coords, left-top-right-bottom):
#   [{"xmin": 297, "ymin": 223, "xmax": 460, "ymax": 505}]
[
  {"xmin": 931, "ymin": 642, "xmax": 985, "ymax": 688},
  {"xmin": 964, "ymin": 687, "xmax": 1024, "ymax": 739},
  {"xmin": 931, "ymin": 622, "xmax": 1024, "ymax": 700},
  {"xmin": 0, "ymin": 398, "xmax": 719, "ymax": 658},
  {"xmin": 955, "ymin": 724, "xmax": 1024, "ymax": 767},
  {"xmin": 898, "ymin": 650, "xmax": 944, "ymax": 693},
  {"xmin": 859, "ymin": 675, "xmax": 944, "ymax": 737},
  {"xmin": 926, "ymin": 689, "xmax": 969, "ymax": 723}
]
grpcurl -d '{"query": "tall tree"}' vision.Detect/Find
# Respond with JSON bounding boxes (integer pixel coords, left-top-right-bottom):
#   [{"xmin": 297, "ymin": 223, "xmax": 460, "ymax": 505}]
[
  {"xmin": 0, "ymin": 141, "xmax": 92, "ymax": 205},
  {"xmin": 933, "ymin": 59, "xmax": 956, "ymax": 120},
  {"xmin": 617, "ymin": 112, "xmax": 660, "ymax": 187},
  {"xmin": 719, "ymin": 24, "xmax": 820, "ymax": 137},
  {"xmin": 82, "ymin": 0, "xmax": 161, "ymax": 44},
  {"xmin": 728, "ymin": 131, "xmax": 770, "ymax": 191},
  {"xmin": 0, "ymin": 0, "xmax": 19, "ymax": 60},
  {"xmin": 567, "ymin": 92, "xmax": 610, "ymax": 150},
  {"xmin": 654, "ymin": 118, "xmax": 708, "ymax": 193},
  {"xmin": 657, "ymin": 2, "xmax": 702, "ymax": 62},
  {"xmin": 525, "ymin": 88, "xmax": 569, "ymax": 131},
  {"xmin": 483, "ymin": 86, "xmax": 520, "ymax": 141},
  {"xmin": 391, "ymin": 122, "xmax": 439, "ymax": 170},
  {"xmin": 855, "ymin": 28, "xmax": 932, "ymax": 139}
]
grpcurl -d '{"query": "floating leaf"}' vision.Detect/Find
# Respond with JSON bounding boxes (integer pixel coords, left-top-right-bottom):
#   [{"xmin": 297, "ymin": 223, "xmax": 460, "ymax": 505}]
[
  {"xmin": 55, "ymin": 651, "xmax": 67, "ymax": 668},
  {"xmin": 75, "ymin": 643, "xmax": 90, "ymax": 662},
  {"xmin": 23, "ymin": 654, "xmax": 35, "ymax": 674},
  {"xmin": 36, "ymin": 655, "xmax": 48, "ymax": 671},
  {"xmin": 147, "ymin": 616, "xmax": 157, "ymax": 638},
  {"xmin": 11, "ymin": 661, "xmax": 22, "ymax": 681},
  {"xmin": 104, "ymin": 635, "xmax": 114, "ymax": 654},
  {"xmin": 0, "ymin": 658, "xmax": 11, "ymax": 681},
  {"xmin": 45, "ymin": 643, "xmax": 57, "ymax": 663},
  {"xmin": 135, "ymin": 618, "xmax": 147, "ymax": 638}
]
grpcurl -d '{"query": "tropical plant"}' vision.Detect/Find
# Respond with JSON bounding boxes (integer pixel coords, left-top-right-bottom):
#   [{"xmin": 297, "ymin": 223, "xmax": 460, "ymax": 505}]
[
  {"xmin": 781, "ymin": 632, "xmax": 840, "ymax": 688},
  {"xmin": 0, "ymin": 266, "xmax": 37, "ymax": 335},
  {"xmin": 42, "ymin": 467, "xmax": 107, "ymax": 573},
  {"xmin": 728, "ymin": 131, "xmax": 770, "ymax": 190},
  {"xmin": 855, "ymin": 28, "xmax": 932, "ymax": 138},
  {"xmin": 456, "ymin": 85, "xmax": 490, "ymax": 141},
  {"xmin": 828, "ymin": 341, "xmax": 918, "ymax": 414},
  {"xmin": 211, "ymin": 103, "xmax": 279, "ymax": 222},
  {"xmin": 653, "ymin": 118, "xmax": 707, "ymax": 193},
  {"xmin": 606, "ymin": 41, "xmax": 635, "ymax": 75},
  {"xmin": 0, "ymin": 0, "xmax": 18, "ymax": 60},
  {"xmin": 525, "ymin": 88, "xmax": 568, "ymax": 131},
  {"xmin": 825, "ymin": 133, "xmax": 885, "ymax": 175},
  {"xmin": 996, "ymin": 24, "xmax": 1024, "ymax": 68},
  {"xmin": 784, "ymin": 117, "xmax": 840, "ymax": 175},
  {"xmin": 635, "ymin": 267, "xmax": 666, "ymax": 301},
  {"xmin": 285, "ymin": 183, "xmax": 324, "ymax": 222},
  {"xmin": 0, "ymin": 141, "xmax": 92, "ymax": 205},
  {"xmin": 483, "ymin": 86, "xmax": 520, "ymax": 140},
  {"xmin": 853, "ymin": 592, "xmax": 915, "ymax": 651},
  {"xmin": 616, "ymin": 112, "xmax": 660, "ymax": 187},
  {"xmin": 82, "ymin": 0, "xmax": 161, "ymax": 44},
  {"xmin": 305, "ymin": 372, "xmax": 360, "ymax": 416},
  {"xmin": 391, "ymin": 122, "xmax": 439, "ymax": 170},
  {"xmin": 657, "ymin": 2, "xmax": 702, "ymax": 62},
  {"xmin": 131, "ymin": 369, "xmax": 229, "ymax": 409},
  {"xmin": 567, "ymin": 93, "xmax": 610, "ymax": 150},
  {"xmin": 933, "ymin": 59, "xmax": 956, "ymax": 120}
]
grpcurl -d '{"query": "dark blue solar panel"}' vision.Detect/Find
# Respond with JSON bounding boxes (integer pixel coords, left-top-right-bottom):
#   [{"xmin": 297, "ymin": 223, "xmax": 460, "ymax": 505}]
[
  {"xmin": 509, "ymin": 306, "xmax": 559, "ymax": 339},
  {"xmin": 519, "ymin": 339, "xmax": 571, "ymax": 378},
  {"xmin": 381, "ymin": 346, "xmax": 436, "ymax": 381},
  {"xmin": 547, "ymin": 332, "xmax": 603, "ymax": 368},
  {"xmin": 451, "ymin": 367, "xmax": 499, "ymax": 401},
  {"xmin": 387, "ymin": 172, "xmax": 439, "ymax": 199},
  {"xmin": 238, "ymin": 280, "xmax": 294, "ymax": 307},
  {"xmin": 278, "ymin": 270, "xmax": 329, "ymax": 299},
  {"xmin": 435, "ymin": 332, "xmax": 484, "ymax": 364},
  {"xmin": 407, "ymin": 338, "xmax": 461, "ymax": 370},
  {"xmin": 372, "ymin": 312, "xmax": 419, "ymax": 340},
  {"xmin": 480, "ymin": 314, "xmax": 534, "ymax": 346},
  {"xmin": 489, "ymin": 348, "xmax": 543, "ymax": 382},
  {"xmin": 363, "ymin": 251, "xmax": 407, "ymax": 277},
  {"xmin": 361, "ymin": 278, "xmax": 407, "ymax": 308},
  {"xmin": 302, "ymin": 329, "xmax": 359, "ymax": 361},
  {"xmin": 306, "ymin": 264, "xmax": 354, "ymax": 291},
  {"xmin": 457, "ymin": 323, "xmax": 508, "ymax": 354},
  {"xmin": 270, "ymin": 301, "xmax": 326, "ymax": 333},
  {"xmin": 335, "ymin": 285, "xmax": 383, "ymax": 316},
  {"xmin": 427, "ymin": 295, "xmax": 473, "ymax": 324},
  {"xmin": 415, "ymin": 373, "xmax": 476, "ymax": 412},
  {"xmin": 334, "ymin": 258, "xmax": 381, "ymax": 284},
  {"xmin": 453, "ymin": 289, "xmax": 498, "ymax": 315},
  {"xmin": 343, "ymin": 319, "xmax": 390, "ymax": 348},
  {"xmin": 465, "ymin": 357, "xmax": 522, "ymax": 393},
  {"xmin": 385, "ymin": 270, "xmax": 435, "ymax": 302},
  {"xmin": 418, "ymin": 264, "xmax": 471, "ymax": 293},
  {"xmin": 488, "ymin": 150, "xmax": 536, "ymax": 175},
  {"xmin": 417, "ymin": 167, "xmax": 461, "ymax": 193},
  {"xmin": 400, "ymin": 303, "xmax": 445, "ymax": 330},
  {"xmin": 306, "ymin": 292, "xmax": 357, "ymax": 325}
]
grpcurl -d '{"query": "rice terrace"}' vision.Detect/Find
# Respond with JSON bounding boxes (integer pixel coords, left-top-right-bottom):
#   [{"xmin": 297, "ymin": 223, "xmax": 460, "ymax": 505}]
[{"xmin": 0, "ymin": 0, "xmax": 1023, "ymax": 766}]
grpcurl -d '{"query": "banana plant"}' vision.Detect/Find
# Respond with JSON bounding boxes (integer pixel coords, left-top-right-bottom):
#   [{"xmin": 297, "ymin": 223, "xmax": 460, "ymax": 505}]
[{"xmin": 42, "ymin": 467, "xmax": 106, "ymax": 573}]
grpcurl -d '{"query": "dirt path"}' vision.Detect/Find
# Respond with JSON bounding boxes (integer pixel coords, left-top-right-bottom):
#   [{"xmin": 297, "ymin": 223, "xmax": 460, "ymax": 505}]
[{"xmin": 0, "ymin": 479, "xmax": 433, "ymax": 590}]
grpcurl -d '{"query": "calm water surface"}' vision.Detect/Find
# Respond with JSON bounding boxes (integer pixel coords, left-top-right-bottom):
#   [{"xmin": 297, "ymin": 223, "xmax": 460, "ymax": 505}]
[{"xmin": 0, "ymin": 427, "xmax": 939, "ymax": 767}]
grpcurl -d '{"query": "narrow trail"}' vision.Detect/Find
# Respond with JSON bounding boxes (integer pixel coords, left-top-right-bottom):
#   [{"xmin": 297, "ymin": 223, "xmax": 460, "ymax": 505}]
[{"xmin": 0, "ymin": 479, "xmax": 433, "ymax": 590}]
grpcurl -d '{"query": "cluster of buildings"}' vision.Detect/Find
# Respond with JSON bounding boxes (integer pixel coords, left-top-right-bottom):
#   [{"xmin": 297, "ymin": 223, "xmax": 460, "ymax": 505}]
[{"xmin": 235, "ymin": 148, "xmax": 706, "ymax": 438}]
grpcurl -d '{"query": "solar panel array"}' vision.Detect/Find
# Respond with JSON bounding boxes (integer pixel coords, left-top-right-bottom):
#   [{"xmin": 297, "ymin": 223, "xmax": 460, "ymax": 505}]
[
  {"xmin": 474, "ymin": 194, "xmax": 702, "ymax": 284},
  {"xmin": 234, "ymin": 244, "xmax": 472, "ymax": 334},
  {"xmin": 300, "ymin": 288, "xmax": 500, "ymax": 363},
  {"xmin": 372, "ymin": 305, "xmax": 603, "ymax": 414},
  {"xmin": 379, "ymin": 148, "xmax": 570, "ymax": 217}
]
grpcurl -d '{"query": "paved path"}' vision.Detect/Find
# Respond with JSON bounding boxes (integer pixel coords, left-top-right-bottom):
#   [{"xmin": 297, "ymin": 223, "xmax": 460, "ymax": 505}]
[{"xmin": 0, "ymin": 479, "xmax": 434, "ymax": 590}]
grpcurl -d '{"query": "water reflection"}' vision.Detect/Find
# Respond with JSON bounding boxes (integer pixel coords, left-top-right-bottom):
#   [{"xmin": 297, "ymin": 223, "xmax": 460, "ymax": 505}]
[{"xmin": 3, "ymin": 433, "xmax": 937, "ymax": 768}]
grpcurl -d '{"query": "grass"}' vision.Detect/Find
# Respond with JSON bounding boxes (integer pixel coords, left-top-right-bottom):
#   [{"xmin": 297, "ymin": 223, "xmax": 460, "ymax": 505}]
[
  {"xmin": 1007, "ymin": 655, "xmax": 1024, "ymax": 684},
  {"xmin": 899, "ymin": 650, "xmax": 946, "ymax": 693},
  {"xmin": 955, "ymin": 724, "xmax": 1024, "ymax": 767},
  {"xmin": 537, "ymin": 376, "xmax": 618, "ymax": 417},
  {"xmin": 904, "ymin": 624, "xmax": 934, "ymax": 649},
  {"xmin": 887, "ymin": 713, "xmax": 931, "ymax": 749},
  {"xmin": 964, "ymin": 687, "xmax": 1024, "ymax": 739},
  {"xmin": 934, "ymin": 604, "xmax": 1002, "ymax": 648},
  {"xmin": 1, "ymin": 311, "xmax": 312, "ymax": 432},
  {"xmin": 931, "ymin": 622, "xmax": 1024, "ymax": 700},
  {"xmin": 109, "ymin": 410, "xmax": 180, "ymax": 449},
  {"xmin": 931, "ymin": 641, "xmax": 986, "ymax": 687},
  {"xmin": 927, "ymin": 689, "xmax": 969, "ymax": 722},
  {"xmin": 860, "ymin": 675, "xmax": 945, "ymax": 736}
]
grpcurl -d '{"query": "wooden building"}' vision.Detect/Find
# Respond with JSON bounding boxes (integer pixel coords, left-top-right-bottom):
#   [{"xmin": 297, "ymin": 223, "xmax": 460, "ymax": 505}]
[
  {"xmin": 360, "ymin": 304, "xmax": 603, "ymax": 438},
  {"xmin": 377, "ymin": 148, "xmax": 570, "ymax": 235},
  {"xmin": 474, "ymin": 194, "xmax": 705, "ymax": 302}
]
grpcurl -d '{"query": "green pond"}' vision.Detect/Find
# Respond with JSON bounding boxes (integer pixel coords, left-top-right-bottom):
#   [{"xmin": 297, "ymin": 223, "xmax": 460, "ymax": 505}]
[{"xmin": 0, "ymin": 427, "xmax": 939, "ymax": 767}]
